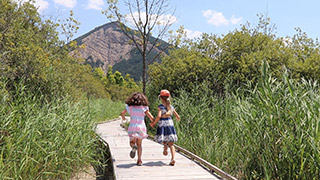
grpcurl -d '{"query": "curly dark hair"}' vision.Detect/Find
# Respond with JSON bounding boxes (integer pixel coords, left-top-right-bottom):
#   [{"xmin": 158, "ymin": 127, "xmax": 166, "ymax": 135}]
[{"xmin": 125, "ymin": 92, "xmax": 149, "ymax": 106}]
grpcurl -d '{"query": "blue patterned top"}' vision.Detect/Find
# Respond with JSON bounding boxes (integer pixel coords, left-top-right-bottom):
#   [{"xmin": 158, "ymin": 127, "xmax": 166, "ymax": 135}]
[{"xmin": 154, "ymin": 104, "xmax": 178, "ymax": 143}]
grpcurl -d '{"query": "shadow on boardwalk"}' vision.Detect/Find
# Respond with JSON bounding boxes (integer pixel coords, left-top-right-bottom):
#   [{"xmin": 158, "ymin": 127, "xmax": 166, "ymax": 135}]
[{"xmin": 117, "ymin": 161, "xmax": 166, "ymax": 168}]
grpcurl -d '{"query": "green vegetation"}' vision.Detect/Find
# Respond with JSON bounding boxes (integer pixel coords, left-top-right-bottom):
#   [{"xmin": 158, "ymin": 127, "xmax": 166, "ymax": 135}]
[
  {"xmin": 173, "ymin": 64, "xmax": 320, "ymax": 179},
  {"xmin": 88, "ymin": 98, "xmax": 124, "ymax": 123},
  {"xmin": 147, "ymin": 15, "xmax": 320, "ymax": 179},
  {"xmin": 0, "ymin": 0, "xmax": 109, "ymax": 100},
  {"xmin": 0, "ymin": 84, "xmax": 124, "ymax": 179},
  {"xmin": 93, "ymin": 65, "xmax": 141, "ymax": 101},
  {"xmin": 2, "ymin": 0, "xmax": 320, "ymax": 178},
  {"xmin": 0, "ymin": 0, "xmax": 131, "ymax": 179},
  {"xmin": 0, "ymin": 86, "xmax": 97, "ymax": 179},
  {"xmin": 149, "ymin": 15, "xmax": 320, "ymax": 97}
]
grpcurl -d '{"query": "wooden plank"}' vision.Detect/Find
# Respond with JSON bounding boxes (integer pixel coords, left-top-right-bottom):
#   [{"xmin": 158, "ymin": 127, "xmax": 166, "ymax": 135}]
[
  {"xmin": 174, "ymin": 145, "xmax": 237, "ymax": 180},
  {"xmin": 96, "ymin": 119, "xmax": 225, "ymax": 180}
]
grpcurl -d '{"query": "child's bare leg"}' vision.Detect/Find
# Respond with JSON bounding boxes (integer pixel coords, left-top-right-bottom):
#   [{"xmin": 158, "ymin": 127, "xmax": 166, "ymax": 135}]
[
  {"xmin": 168, "ymin": 142, "xmax": 176, "ymax": 165},
  {"xmin": 129, "ymin": 137, "xmax": 138, "ymax": 158},
  {"xmin": 163, "ymin": 142, "xmax": 168, "ymax": 155},
  {"xmin": 129, "ymin": 137, "xmax": 136, "ymax": 147},
  {"xmin": 136, "ymin": 138, "xmax": 143, "ymax": 163}
]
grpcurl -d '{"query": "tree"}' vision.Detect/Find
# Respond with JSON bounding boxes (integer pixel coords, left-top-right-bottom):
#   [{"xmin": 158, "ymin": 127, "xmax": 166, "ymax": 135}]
[
  {"xmin": 148, "ymin": 15, "xmax": 294, "ymax": 96},
  {"xmin": 103, "ymin": 0, "xmax": 176, "ymax": 94},
  {"xmin": 286, "ymin": 27, "xmax": 320, "ymax": 81},
  {"xmin": 93, "ymin": 67, "xmax": 106, "ymax": 79},
  {"xmin": 0, "ymin": 0, "xmax": 109, "ymax": 100},
  {"xmin": 149, "ymin": 46, "xmax": 213, "ymax": 96}
]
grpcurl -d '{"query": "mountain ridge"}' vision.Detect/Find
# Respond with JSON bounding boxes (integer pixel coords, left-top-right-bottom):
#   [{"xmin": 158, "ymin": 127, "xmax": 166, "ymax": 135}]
[{"xmin": 73, "ymin": 22, "xmax": 170, "ymax": 81}]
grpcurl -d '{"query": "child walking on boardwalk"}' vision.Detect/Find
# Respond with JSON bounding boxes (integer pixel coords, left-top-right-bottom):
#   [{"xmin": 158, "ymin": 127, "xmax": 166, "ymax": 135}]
[
  {"xmin": 121, "ymin": 92, "xmax": 154, "ymax": 166},
  {"xmin": 150, "ymin": 89, "xmax": 180, "ymax": 166}
]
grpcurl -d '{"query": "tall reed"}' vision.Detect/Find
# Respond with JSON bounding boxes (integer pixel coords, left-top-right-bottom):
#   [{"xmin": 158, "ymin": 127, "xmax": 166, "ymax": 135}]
[
  {"xmin": 0, "ymin": 87, "xmax": 102, "ymax": 179},
  {"xmin": 174, "ymin": 66, "xmax": 320, "ymax": 179},
  {"xmin": 87, "ymin": 98, "xmax": 124, "ymax": 123}
]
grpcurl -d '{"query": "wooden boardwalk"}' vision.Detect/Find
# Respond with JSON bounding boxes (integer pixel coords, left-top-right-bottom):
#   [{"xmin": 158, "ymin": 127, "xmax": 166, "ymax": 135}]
[{"xmin": 95, "ymin": 119, "xmax": 222, "ymax": 180}]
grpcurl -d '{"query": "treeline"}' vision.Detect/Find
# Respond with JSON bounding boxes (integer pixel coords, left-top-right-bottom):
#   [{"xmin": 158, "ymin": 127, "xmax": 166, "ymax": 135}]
[
  {"xmin": 0, "ymin": 0, "xmax": 136, "ymax": 179},
  {"xmin": 0, "ymin": 0, "xmax": 105, "ymax": 100},
  {"xmin": 0, "ymin": 0, "xmax": 138, "ymax": 102},
  {"xmin": 93, "ymin": 65, "xmax": 140, "ymax": 101},
  {"xmin": 146, "ymin": 16, "xmax": 320, "ymax": 179},
  {"xmin": 148, "ymin": 15, "xmax": 320, "ymax": 98}
]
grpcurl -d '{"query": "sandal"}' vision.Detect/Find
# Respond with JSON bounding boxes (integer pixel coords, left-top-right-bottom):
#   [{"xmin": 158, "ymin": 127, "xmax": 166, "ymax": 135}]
[
  {"xmin": 130, "ymin": 145, "xmax": 137, "ymax": 158},
  {"xmin": 137, "ymin": 160, "xmax": 142, "ymax": 166},
  {"xmin": 169, "ymin": 159, "xmax": 175, "ymax": 166}
]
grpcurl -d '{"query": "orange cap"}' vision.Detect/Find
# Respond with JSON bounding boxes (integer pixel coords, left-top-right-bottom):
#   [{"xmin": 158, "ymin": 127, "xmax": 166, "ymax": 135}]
[{"xmin": 160, "ymin": 89, "xmax": 170, "ymax": 96}]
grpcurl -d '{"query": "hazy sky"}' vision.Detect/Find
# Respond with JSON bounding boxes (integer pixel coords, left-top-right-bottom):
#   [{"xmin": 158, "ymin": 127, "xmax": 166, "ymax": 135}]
[{"xmin": 20, "ymin": 0, "xmax": 320, "ymax": 41}]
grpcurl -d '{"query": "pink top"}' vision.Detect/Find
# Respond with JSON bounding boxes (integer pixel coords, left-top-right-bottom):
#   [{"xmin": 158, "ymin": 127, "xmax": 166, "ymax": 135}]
[{"xmin": 126, "ymin": 104, "xmax": 148, "ymax": 140}]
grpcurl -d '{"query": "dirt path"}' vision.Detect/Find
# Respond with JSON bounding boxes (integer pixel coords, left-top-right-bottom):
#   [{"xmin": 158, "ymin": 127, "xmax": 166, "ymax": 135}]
[{"xmin": 70, "ymin": 166, "xmax": 96, "ymax": 180}]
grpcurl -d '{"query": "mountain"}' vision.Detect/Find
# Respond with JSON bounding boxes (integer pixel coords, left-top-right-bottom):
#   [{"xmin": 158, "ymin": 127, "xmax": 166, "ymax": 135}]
[{"xmin": 73, "ymin": 22, "xmax": 170, "ymax": 81}]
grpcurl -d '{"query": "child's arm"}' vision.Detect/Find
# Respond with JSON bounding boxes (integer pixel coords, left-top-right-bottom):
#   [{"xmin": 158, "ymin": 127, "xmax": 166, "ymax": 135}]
[
  {"xmin": 145, "ymin": 110, "xmax": 154, "ymax": 122},
  {"xmin": 149, "ymin": 107, "xmax": 161, "ymax": 128},
  {"xmin": 173, "ymin": 109, "xmax": 180, "ymax": 122},
  {"xmin": 121, "ymin": 109, "xmax": 127, "ymax": 121}
]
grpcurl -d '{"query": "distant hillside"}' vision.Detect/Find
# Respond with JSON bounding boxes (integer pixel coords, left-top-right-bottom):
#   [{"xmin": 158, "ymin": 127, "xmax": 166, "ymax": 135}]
[{"xmin": 73, "ymin": 22, "xmax": 170, "ymax": 81}]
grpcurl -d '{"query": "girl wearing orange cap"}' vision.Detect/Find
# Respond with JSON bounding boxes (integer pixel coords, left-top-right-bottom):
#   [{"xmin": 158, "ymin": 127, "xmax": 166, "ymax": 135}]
[{"xmin": 149, "ymin": 89, "xmax": 180, "ymax": 166}]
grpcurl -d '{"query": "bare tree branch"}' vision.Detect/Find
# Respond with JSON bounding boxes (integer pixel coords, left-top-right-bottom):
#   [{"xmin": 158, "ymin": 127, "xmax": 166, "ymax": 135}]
[{"xmin": 104, "ymin": 0, "xmax": 175, "ymax": 93}]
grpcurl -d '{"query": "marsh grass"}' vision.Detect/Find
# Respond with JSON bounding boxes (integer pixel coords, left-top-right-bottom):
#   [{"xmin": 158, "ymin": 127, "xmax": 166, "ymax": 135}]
[
  {"xmin": 174, "ymin": 66, "xmax": 320, "ymax": 179},
  {"xmin": 0, "ymin": 88, "xmax": 113, "ymax": 179},
  {"xmin": 88, "ymin": 98, "xmax": 124, "ymax": 123}
]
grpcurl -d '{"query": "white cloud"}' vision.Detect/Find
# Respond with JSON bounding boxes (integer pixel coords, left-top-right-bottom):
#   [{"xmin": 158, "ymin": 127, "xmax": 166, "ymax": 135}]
[
  {"xmin": 11, "ymin": 0, "xmax": 49, "ymax": 13},
  {"xmin": 86, "ymin": 0, "xmax": 104, "ymax": 10},
  {"xmin": 282, "ymin": 37, "xmax": 293, "ymax": 46},
  {"xmin": 125, "ymin": 12, "xmax": 177, "ymax": 27},
  {"xmin": 202, "ymin": 10, "xmax": 228, "ymax": 26},
  {"xmin": 53, "ymin": 0, "xmax": 76, "ymax": 8},
  {"xmin": 230, "ymin": 15, "xmax": 242, "ymax": 24},
  {"xmin": 34, "ymin": 0, "xmax": 49, "ymax": 12},
  {"xmin": 185, "ymin": 29, "xmax": 202, "ymax": 39},
  {"xmin": 202, "ymin": 9, "xmax": 242, "ymax": 26}
]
